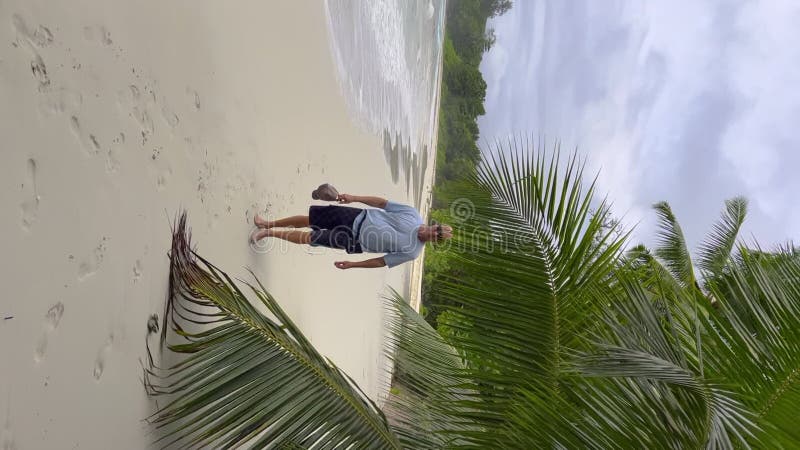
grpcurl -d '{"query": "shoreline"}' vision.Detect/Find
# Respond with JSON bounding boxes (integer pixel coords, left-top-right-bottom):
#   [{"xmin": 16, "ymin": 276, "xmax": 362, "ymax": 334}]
[{"xmin": 407, "ymin": 0, "xmax": 447, "ymax": 314}]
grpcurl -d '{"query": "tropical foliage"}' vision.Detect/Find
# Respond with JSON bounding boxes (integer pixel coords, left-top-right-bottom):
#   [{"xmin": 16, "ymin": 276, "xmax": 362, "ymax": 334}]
[
  {"xmin": 425, "ymin": 0, "xmax": 514, "ymax": 322},
  {"xmin": 146, "ymin": 142, "xmax": 800, "ymax": 448},
  {"xmin": 144, "ymin": 214, "xmax": 402, "ymax": 448},
  {"xmin": 434, "ymin": 0, "xmax": 511, "ymax": 190}
]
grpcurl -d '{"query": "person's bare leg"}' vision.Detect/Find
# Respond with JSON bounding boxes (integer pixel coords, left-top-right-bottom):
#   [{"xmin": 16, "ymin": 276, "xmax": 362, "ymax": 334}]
[
  {"xmin": 254, "ymin": 215, "xmax": 310, "ymax": 229},
  {"xmin": 251, "ymin": 228, "xmax": 312, "ymax": 245}
]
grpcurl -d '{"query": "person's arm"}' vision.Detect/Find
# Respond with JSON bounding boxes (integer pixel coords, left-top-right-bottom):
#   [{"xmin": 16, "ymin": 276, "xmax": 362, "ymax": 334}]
[
  {"xmin": 337, "ymin": 194, "xmax": 388, "ymax": 209},
  {"xmin": 334, "ymin": 257, "xmax": 387, "ymax": 270}
]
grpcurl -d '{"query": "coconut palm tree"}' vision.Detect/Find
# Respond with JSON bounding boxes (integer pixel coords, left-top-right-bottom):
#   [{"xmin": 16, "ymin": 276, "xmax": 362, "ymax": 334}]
[
  {"xmin": 144, "ymin": 142, "xmax": 800, "ymax": 449},
  {"xmin": 590, "ymin": 197, "xmax": 800, "ymax": 448}
]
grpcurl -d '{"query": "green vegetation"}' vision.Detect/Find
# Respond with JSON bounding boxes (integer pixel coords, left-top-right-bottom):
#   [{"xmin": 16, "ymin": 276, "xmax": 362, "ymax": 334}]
[
  {"xmin": 434, "ymin": 0, "xmax": 510, "ymax": 189},
  {"xmin": 149, "ymin": 145, "xmax": 800, "ymax": 447},
  {"xmin": 425, "ymin": 0, "xmax": 511, "ymax": 326}
]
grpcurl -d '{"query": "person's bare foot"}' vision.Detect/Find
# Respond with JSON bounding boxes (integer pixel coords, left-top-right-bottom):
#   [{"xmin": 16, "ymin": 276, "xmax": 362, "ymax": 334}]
[
  {"xmin": 250, "ymin": 228, "xmax": 272, "ymax": 244},
  {"xmin": 254, "ymin": 214, "xmax": 271, "ymax": 228}
]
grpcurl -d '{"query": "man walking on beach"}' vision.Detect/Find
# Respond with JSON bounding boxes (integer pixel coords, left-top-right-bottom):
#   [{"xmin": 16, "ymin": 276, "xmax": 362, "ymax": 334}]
[{"xmin": 251, "ymin": 192, "xmax": 452, "ymax": 269}]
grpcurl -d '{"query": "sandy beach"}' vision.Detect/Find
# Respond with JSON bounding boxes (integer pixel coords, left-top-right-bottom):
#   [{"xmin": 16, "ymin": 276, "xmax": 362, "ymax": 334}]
[{"xmin": 0, "ymin": 1, "xmax": 440, "ymax": 448}]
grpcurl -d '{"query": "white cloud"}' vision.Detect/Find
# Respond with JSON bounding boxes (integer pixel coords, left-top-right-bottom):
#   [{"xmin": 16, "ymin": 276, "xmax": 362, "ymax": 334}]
[
  {"xmin": 479, "ymin": 0, "xmax": 800, "ymax": 249},
  {"xmin": 720, "ymin": 0, "xmax": 800, "ymax": 228}
]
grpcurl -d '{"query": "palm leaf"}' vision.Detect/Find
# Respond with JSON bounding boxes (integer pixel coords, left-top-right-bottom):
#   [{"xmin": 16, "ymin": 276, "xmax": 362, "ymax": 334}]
[
  {"xmin": 653, "ymin": 201, "xmax": 697, "ymax": 288},
  {"xmin": 499, "ymin": 382, "xmax": 588, "ymax": 449},
  {"xmin": 576, "ymin": 273, "xmax": 758, "ymax": 449},
  {"xmin": 703, "ymin": 248, "xmax": 800, "ymax": 448},
  {"xmin": 697, "ymin": 197, "xmax": 748, "ymax": 278},
  {"xmin": 625, "ymin": 243, "xmax": 687, "ymax": 313},
  {"xmin": 382, "ymin": 290, "xmax": 481, "ymax": 449},
  {"xmin": 427, "ymin": 138, "xmax": 628, "ymax": 447},
  {"xmin": 144, "ymin": 212, "xmax": 402, "ymax": 449},
  {"xmin": 578, "ymin": 238, "xmax": 800, "ymax": 448}
]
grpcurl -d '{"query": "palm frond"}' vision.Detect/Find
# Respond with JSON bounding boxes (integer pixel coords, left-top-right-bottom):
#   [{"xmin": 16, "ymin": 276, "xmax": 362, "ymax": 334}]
[
  {"xmin": 653, "ymin": 201, "xmax": 697, "ymax": 288},
  {"xmin": 499, "ymin": 382, "xmax": 588, "ymax": 449},
  {"xmin": 427, "ymin": 138, "xmax": 628, "ymax": 446},
  {"xmin": 702, "ymin": 249, "xmax": 800, "ymax": 448},
  {"xmin": 625, "ymin": 243, "xmax": 687, "ymax": 315},
  {"xmin": 578, "ymin": 237, "xmax": 800, "ymax": 449},
  {"xmin": 144, "ymin": 212, "xmax": 401, "ymax": 449},
  {"xmin": 576, "ymin": 273, "xmax": 758, "ymax": 449},
  {"xmin": 697, "ymin": 197, "xmax": 748, "ymax": 278},
  {"xmin": 382, "ymin": 290, "xmax": 481, "ymax": 449}
]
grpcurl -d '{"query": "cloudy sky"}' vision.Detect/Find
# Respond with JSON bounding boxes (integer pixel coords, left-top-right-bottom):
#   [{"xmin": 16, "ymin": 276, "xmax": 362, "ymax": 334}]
[{"xmin": 479, "ymin": 0, "xmax": 800, "ymax": 251}]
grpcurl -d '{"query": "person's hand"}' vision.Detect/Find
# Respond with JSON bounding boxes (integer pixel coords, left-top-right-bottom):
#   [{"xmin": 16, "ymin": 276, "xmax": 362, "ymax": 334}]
[
  {"xmin": 337, "ymin": 194, "xmax": 354, "ymax": 204},
  {"xmin": 334, "ymin": 261, "xmax": 354, "ymax": 270}
]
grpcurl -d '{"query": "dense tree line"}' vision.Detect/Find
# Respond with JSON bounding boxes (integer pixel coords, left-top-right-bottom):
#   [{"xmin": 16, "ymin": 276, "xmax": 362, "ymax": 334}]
[
  {"xmin": 433, "ymin": 0, "xmax": 509, "ymax": 189},
  {"xmin": 424, "ymin": 0, "xmax": 511, "ymax": 326}
]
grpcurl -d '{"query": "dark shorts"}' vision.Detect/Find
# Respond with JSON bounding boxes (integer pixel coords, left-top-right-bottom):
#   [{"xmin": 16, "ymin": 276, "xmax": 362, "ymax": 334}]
[{"xmin": 309, "ymin": 205, "xmax": 363, "ymax": 254}]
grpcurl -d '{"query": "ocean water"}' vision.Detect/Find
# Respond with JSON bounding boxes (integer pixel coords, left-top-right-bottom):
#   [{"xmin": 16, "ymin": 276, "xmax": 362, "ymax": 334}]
[{"xmin": 323, "ymin": 0, "xmax": 446, "ymax": 207}]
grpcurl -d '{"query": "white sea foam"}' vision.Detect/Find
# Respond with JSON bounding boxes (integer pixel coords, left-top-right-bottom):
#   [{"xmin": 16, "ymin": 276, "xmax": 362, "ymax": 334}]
[{"xmin": 323, "ymin": 0, "xmax": 445, "ymax": 156}]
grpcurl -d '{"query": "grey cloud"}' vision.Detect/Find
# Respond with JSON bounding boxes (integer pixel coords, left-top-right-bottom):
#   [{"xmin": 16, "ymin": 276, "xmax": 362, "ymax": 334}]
[{"xmin": 479, "ymin": 0, "xmax": 800, "ymax": 250}]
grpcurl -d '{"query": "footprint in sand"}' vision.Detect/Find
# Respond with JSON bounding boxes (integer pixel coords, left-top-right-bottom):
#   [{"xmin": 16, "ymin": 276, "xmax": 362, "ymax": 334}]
[
  {"xmin": 156, "ymin": 167, "xmax": 172, "ymax": 191},
  {"xmin": 77, "ymin": 237, "xmax": 108, "ymax": 281},
  {"xmin": 105, "ymin": 133, "xmax": 125, "ymax": 174},
  {"xmin": 12, "ymin": 15, "xmax": 53, "ymax": 48},
  {"xmin": 105, "ymin": 146, "xmax": 121, "ymax": 173},
  {"xmin": 197, "ymin": 160, "xmax": 217, "ymax": 204},
  {"xmin": 69, "ymin": 116, "xmax": 101, "ymax": 156},
  {"xmin": 12, "ymin": 15, "xmax": 53, "ymax": 92},
  {"xmin": 82, "ymin": 25, "xmax": 112, "ymax": 46},
  {"xmin": 20, "ymin": 158, "xmax": 40, "ymax": 231},
  {"xmin": 29, "ymin": 54, "xmax": 50, "ymax": 90},
  {"xmin": 93, "ymin": 332, "xmax": 114, "ymax": 380},
  {"xmin": 132, "ymin": 260, "xmax": 143, "ymax": 283},
  {"xmin": 34, "ymin": 302, "xmax": 65, "ymax": 363},
  {"xmin": 160, "ymin": 100, "xmax": 179, "ymax": 129},
  {"xmin": 117, "ymin": 85, "xmax": 155, "ymax": 144},
  {"xmin": 13, "ymin": 15, "xmax": 92, "ymax": 140},
  {"xmin": 247, "ymin": 202, "xmax": 271, "ymax": 225},
  {"xmin": 36, "ymin": 87, "xmax": 82, "ymax": 118},
  {"xmin": 186, "ymin": 87, "xmax": 201, "ymax": 111}
]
